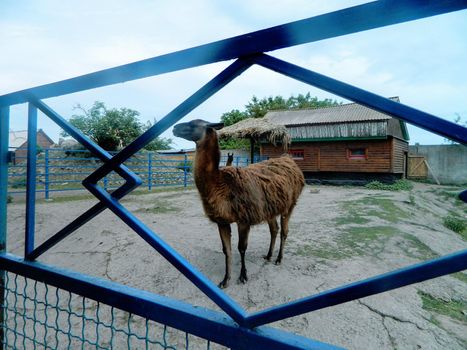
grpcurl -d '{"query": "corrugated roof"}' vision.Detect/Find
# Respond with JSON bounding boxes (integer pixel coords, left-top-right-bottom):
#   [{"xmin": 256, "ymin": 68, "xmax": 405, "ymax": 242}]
[{"xmin": 266, "ymin": 97, "xmax": 400, "ymax": 126}]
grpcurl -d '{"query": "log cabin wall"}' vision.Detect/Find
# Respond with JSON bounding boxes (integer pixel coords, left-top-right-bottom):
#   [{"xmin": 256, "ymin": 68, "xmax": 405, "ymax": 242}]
[
  {"xmin": 261, "ymin": 138, "xmax": 408, "ymax": 174},
  {"xmin": 392, "ymin": 137, "xmax": 409, "ymax": 174}
]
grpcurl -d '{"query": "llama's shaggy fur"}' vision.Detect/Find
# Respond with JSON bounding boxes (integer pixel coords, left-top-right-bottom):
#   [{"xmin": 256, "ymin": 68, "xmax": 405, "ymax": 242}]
[
  {"xmin": 173, "ymin": 119, "xmax": 304, "ymax": 287},
  {"xmin": 199, "ymin": 157, "xmax": 304, "ymax": 225}
]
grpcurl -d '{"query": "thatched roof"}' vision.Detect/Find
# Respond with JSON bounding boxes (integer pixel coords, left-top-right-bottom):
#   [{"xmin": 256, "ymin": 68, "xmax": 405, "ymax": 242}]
[{"xmin": 218, "ymin": 117, "xmax": 291, "ymax": 149}]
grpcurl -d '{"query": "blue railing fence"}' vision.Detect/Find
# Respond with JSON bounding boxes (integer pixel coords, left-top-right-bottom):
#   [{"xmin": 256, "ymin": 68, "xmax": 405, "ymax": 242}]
[
  {"xmin": 1, "ymin": 1, "xmax": 467, "ymax": 349},
  {"xmin": 7, "ymin": 148, "xmax": 265, "ymax": 198}
]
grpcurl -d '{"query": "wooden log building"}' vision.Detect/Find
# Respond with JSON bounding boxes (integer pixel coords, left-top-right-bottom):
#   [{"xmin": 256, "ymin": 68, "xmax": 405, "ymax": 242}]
[{"xmin": 262, "ymin": 97, "xmax": 410, "ymax": 184}]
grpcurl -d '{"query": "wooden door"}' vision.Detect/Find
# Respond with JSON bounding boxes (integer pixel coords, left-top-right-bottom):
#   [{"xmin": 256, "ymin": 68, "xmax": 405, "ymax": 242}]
[{"xmin": 407, "ymin": 156, "xmax": 427, "ymax": 178}]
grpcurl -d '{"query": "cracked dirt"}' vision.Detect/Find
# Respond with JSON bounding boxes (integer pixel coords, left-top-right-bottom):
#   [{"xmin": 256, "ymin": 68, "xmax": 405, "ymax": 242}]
[{"xmin": 6, "ymin": 182, "xmax": 467, "ymax": 349}]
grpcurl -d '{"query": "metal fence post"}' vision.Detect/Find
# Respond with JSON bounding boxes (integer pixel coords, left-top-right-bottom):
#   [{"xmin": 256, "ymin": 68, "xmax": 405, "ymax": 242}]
[
  {"xmin": 0, "ymin": 106, "xmax": 10, "ymax": 350},
  {"xmin": 148, "ymin": 152, "xmax": 152, "ymax": 191},
  {"xmin": 183, "ymin": 154, "xmax": 188, "ymax": 188},
  {"xmin": 44, "ymin": 149, "xmax": 50, "ymax": 200},
  {"xmin": 25, "ymin": 104, "xmax": 38, "ymax": 257}
]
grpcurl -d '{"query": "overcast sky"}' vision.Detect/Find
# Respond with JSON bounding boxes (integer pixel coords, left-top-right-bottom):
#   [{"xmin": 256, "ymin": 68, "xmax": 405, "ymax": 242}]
[{"xmin": 1, "ymin": 1, "xmax": 466, "ymax": 149}]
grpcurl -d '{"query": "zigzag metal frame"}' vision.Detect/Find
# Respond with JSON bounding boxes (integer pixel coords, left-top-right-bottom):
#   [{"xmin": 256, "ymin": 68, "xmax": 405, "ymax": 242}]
[{"xmin": 1, "ymin": 1, "xmax": 467, "ymax": 348}]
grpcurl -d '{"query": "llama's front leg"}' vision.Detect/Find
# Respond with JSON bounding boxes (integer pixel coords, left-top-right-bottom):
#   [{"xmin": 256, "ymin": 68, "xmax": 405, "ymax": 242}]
[
  {"xmin": 237, "ymin": 223, "xmax": 251, "ymax": 284},
  {"xmin": 276, "ymin": 213, "xmax": 291, "ymax": 265},
  {"xmin": 217, "ymin": 223, "xmax": 232, "ymax": 288},
  {"xmin": 264, "ymin": 218, "xmax": 279, "ymax": 261}
]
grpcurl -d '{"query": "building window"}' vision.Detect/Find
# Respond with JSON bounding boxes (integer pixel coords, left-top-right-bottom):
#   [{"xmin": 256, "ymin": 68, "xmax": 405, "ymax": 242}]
[
  {"xmin": 289, "ymin": 149, "xmax": 305, "ymax": 160},
  {"xmin": 348, "ymin": 148, "xmax": 367, "ymax": 160}
]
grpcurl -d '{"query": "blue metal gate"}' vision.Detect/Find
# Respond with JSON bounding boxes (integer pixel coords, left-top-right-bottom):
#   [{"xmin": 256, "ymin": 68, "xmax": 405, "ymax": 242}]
[{"xmin": 1, "ymin": 1, "xmax": 466, "ymax": 349}]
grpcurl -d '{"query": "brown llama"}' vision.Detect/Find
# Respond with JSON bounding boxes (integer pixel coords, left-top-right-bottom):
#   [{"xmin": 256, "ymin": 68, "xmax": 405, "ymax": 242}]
[
  {"xmin": 173, "ymin": 119, "xmax": 304, "ymax": 288},
  {"xmin": 226, "ymin": 152, "xmax": 234, "ymax": 166}
]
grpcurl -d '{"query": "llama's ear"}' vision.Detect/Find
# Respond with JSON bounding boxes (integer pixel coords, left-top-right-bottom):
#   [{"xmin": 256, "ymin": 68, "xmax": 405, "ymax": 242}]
[{"xmin": 207, "ymin": 122, "xmax": 224, "ymax": 130}]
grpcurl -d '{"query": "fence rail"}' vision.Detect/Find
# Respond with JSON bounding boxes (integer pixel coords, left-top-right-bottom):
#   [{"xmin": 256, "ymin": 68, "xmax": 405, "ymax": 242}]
[{"xmin": 7, "ymin": 148, "xmax": 264, "ymax": 198}]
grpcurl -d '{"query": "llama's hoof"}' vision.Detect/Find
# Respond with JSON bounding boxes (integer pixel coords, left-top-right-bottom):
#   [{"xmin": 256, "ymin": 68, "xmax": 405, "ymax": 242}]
[
  {"xmin": 218, "ymin": 278, "xmax": 230, "ymax": 289},
  {"xmin": 263, "ymin": 255, "xmax": 272, "ymax": 261},
  {"xmin": 274, "ymin": 259, "xmax": 282, "ymax": 265},
  {"xmin": 238, "ymin": 274, "xmax": 248, "ymax": 284}
]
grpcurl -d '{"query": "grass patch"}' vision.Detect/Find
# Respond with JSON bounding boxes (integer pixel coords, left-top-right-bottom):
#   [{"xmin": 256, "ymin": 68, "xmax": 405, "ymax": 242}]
[
  {"xmin": 452, "ymin": 272, "xmax": 467, "ymax": 284},
  {"xmin": 341, "ymin": 226, "xmax": 398, "ymax": 256},
  {"xmin": 134, "ymin": 199, "xmax": 179, "ymax": 214},
  {"xmin": 365, "ymin": 179, "xmax": 413, "ymax": 191},
  {"xmin": 296, "ymin": 226, "xmax": 398, "ymax": 260},
  {"xmin": 443, "ymin": 215, "xmax": 467, "ymax": 240},
  {"xmin": 296, "ymin": 242, "xmax": 346, "ymax": 260},
  {"xmin": 418, "ymin": 291, "xmax": 467, "ymax": 324},
  {"xmin": 397, "ymin": 234, "xmax": 437, "ymax": 260},
  {"xmin": 430, "ymin": 188, "xmax": 467, "ymax": 214},
  {"xmin": 338, "ymin": 196, "xmax": 410, "ymax": 225}
]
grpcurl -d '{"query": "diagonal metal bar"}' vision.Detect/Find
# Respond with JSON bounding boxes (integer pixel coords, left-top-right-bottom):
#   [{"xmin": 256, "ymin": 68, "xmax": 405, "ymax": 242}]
[
  {"xmin": 25, "ymin": 101, "xmax": 141, "ymax": 260},
  {"xmin": 84, "ymin": 56, "xmax": 255, "ymax": 184},
  {"xmin": 28, "ymin": 57, "xmax": 253, "ymax": 261},
  {"xmin": 30, "ymin": 99, "xmax": 141, "ymax": 187},
  {"xmin": 253, "ymin": 54, "xmax": 467, "ymax": 144},
  {"xmin": 78, "ymin": 58, "xmax": 256, "ymax": 325},
  {"xmin": 244, "ymin": 249, "xmax": 467, "ymax": 328},
  {"xmin": 26, "ymin": 185, "xmax": 132, "ymax": 261},
  {"xmin": 86, "ymin": 183, "xmax": 248, "ymax": 326},
  {"xmin": 1, "ymin": 1, "xmax": 466, "ymax": 107}
]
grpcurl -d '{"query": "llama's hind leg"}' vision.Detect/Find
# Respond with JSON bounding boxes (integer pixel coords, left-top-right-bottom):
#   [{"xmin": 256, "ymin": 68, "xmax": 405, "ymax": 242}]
[
  {"xmin": 217, "ymin": 223, "xmax": 232, "ymax": 288},
  {"xmin": 276, "ymin": 212, "xmax": 291, "ymax": 265},
  {"xmin": 264, "ymin": 218, "xmax": 279, "ymax": 261},
  {"xmin": 237, "ymin": 223, "xmax": 251, "ymax": 284}
]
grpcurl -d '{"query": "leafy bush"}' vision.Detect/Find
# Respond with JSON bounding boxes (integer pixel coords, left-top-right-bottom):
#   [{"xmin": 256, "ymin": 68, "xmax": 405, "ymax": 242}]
[
  {"xmin": 443, "ymin": 215, "xmax": 466, "ymax": 235},
  {"xmin": 177, "ymin": 160, "xmax": 193, "ymax": 172},
  {"xmin": 10, "ymin": 177, "xmax": 27, "ymax": 189},
  {"xmin": 7, "ymin": 195, "xmax": 13, "ymax": 203},
  {"xmin": 365, "ymin": 179, "xmax": 413, "ymax": 191}
]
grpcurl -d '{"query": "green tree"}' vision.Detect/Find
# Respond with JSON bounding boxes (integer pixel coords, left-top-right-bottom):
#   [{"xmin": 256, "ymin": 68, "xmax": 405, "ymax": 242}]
[
  {"xmin": 444, "ymin": 113, "xmax": 466, "ymax": 145},
  {"xmin": 62, "ymin": 102, "xmax": 172, "ymax": 151}
]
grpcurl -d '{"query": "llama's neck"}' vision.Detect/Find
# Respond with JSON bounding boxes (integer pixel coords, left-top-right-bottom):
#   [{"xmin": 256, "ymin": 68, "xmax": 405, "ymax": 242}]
[{"xmin": 194, "ymin": 129, "xmax": 220, "ymax": 195}]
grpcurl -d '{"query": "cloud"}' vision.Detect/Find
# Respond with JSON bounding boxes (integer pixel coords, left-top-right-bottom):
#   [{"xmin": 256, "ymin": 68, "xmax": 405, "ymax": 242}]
[{"xmin": 1, "ymin": 1, "xmax": 466, "ymax": 148}]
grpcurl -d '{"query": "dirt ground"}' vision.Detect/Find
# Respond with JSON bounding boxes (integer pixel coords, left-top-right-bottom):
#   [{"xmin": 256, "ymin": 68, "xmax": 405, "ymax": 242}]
[{"xmin": 6, "ymin": 182, "xmax": 467, "ymax": 349}]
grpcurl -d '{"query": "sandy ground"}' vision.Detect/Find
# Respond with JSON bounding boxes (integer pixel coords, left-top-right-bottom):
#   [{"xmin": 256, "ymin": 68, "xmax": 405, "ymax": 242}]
[{"xmin": 5, "ymin": 182, "xmax": 467, "ymax": 349}]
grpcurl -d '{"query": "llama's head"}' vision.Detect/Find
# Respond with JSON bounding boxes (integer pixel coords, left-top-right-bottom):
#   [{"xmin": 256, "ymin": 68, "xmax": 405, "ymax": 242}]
[{"xmin": 173, "ymin": 119, "xmax": 224, "ymax": 142}]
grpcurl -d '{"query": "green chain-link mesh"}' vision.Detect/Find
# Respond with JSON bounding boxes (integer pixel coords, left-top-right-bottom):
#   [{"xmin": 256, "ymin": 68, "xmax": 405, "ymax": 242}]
[{"xmin": 1, "ymin": 273, "xmax": 225, "ymax": 349}]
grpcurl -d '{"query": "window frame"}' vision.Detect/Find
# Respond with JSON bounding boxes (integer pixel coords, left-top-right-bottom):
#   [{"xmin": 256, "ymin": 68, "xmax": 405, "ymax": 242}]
[
  {"xmin": 288, "ymin": 149, "xmax": 305, "ymax": 160},
  {"xmin": 347, "ymin": 148, "xmax": 368, "ymax": 160}
]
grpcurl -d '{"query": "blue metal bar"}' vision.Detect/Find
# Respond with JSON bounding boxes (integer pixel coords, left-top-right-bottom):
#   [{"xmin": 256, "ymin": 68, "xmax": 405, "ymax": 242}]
[
  {"xmin": 254, "ymin": 54, "xmax": 467, "ymax": 144},
  {"xmin": 0, "ymin": 107, "xmax": 9, "ymax": 251},
  {"xmin": 25, "ymin": 104, "xmax": 38, "ymax": 256},
  {"xmin": 2, "ymin": 1, "xmax": 465, "ymax": 108},
  {"xmin": 148, "ymin": 152, "xmax": 152, "ymax": 191},
  {"xmin": 0, "ymin": 106, "xmax": 9, "ymax": 350},
  {"xmin": 84, "ymin": 57, "xmax": 254, "ymax": 185},
  {"xmin": 183, "ymin": 154, "xmax": 188, "ymax": 188},
  {"xmin": 44, "ymin": 149, "xmax": 50, "ymax": 200},
  {"xmin": 0, "ymin": 253, "xmax": 340, "ymax": 350},
  {"xmin": 84, "ymin": 182, "xmax": 248, "ymax": 325},
  {"xmin": 28, "ymin": 58, "xmax": 253, "ymax": 262},
  {"xmin": 24, "ymin": 100, "xmax": 144, "ymax": 259},
  {"xmin": 245, "ymin": 249, "xmax": 467, "ymax": 328},
  {"xmin": 27, "ymin": 182, "xmax": 135, "ymax": 260}
]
